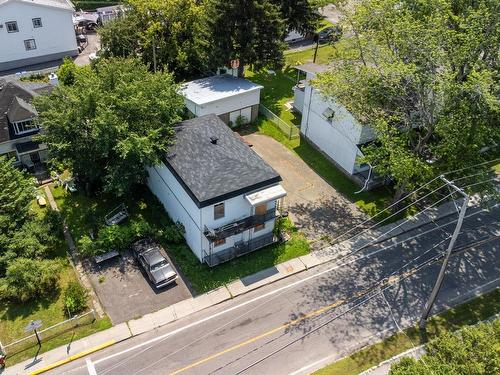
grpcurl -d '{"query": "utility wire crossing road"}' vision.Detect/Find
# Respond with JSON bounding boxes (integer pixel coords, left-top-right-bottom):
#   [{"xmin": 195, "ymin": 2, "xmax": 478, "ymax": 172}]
[{"xmin": 50, "ymin": 205, "xmax": 499, "ymax": 375}]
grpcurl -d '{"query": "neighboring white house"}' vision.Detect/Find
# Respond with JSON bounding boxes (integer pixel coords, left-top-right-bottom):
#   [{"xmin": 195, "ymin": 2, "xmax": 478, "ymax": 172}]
[
  {"xmin": 147, "ymin": 114, "xmax": 286, "ymax": 266},
  {"xmin": 0, "ymin": 0, "xmax": 78, "ymax": 72},
  {"xmin": 179, "ymin": 75, "xmax": 263, "ymax": 126},
  {"xmin": 96, "ymin": 4, "xmax": 126, "ymax": 25},
  {"xmin": 0, "ymin": 78, "xmax": 52, "ymax": 170},
  {"xmin": 293, "ymin": 63, "xmax": 379, "ymax": 188}
]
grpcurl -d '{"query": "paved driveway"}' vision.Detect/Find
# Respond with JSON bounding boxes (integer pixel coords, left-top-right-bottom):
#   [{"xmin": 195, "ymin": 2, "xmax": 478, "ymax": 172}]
[
  {"xmin": 83, "ymin": 249, "xmax": 193, "ymax": 324},
  {"xmin": 244, "ymin": 134, "xmax": 366, "ymax": 244}
]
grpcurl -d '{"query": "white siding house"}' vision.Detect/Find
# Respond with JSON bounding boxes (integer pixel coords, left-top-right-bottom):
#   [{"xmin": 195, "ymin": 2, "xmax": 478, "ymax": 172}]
[
  {"xmin": 147, "ymin": 114, "xmax": 286, "ymax": 266},
  {"xmin": 0, "ymin": 0, "xmax": 78, "ymax": 72},
  {"xmin": 293, "ymin": 63, "xmax": 379, "ymax": 188},
  {"xmin": 179, "ymin": 75, "xmax": 262, "ymax": 126}
]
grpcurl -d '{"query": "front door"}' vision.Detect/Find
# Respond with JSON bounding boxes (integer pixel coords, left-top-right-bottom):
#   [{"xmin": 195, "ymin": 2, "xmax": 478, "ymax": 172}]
[{"xmin": 29, "ymin": 151, "xmax": 40, "ymax": 164}]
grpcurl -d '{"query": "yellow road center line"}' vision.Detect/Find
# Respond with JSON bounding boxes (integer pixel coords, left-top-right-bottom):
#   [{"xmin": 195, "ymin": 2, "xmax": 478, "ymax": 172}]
[{"xmin": 169, "ymin": 299, "xmax": 344, "ymax": 375}]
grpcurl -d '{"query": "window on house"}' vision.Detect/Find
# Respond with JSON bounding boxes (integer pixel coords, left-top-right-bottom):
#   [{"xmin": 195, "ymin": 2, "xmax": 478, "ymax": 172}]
[
  {"xmin": 213, "ymin": 238, "xmax": 226, "ymax": 247},
  {"xmin": 24, "ymin": 39, "xmax": 37, "ymax": 51},
  {"xmin": 14, "ymin": 120, "xmax": 38, "ymax": 135},
  {"xmin": 214, "ymin": 203, "xmax": 225, "ymax": 220},
  {"xmin": 32, "ymin": 18, "xmax": 42, "ymax": 28},
  {"xmin": 6, "ymin": 21, "xmax": 18, "ymax": 33}
]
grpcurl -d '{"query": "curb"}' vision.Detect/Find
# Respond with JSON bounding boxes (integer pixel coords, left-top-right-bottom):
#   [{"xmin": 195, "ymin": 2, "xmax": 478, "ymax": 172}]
[{"xmin": 27, "ymin": 340, "xmax": 116, "ymax": 375}]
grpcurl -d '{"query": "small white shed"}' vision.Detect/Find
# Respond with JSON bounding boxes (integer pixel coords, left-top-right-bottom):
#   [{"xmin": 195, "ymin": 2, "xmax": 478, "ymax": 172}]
[{"xmin": 180, "ymin": 75, "xmax": 263, "ymax": 126}]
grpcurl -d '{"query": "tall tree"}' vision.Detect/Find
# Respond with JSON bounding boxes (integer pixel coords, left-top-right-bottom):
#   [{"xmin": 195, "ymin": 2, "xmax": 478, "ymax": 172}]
[
  {"xmin": 390, "ymin": 320, "xmax": 499, "ymax": 374},
  {"xmin": 317, "ymin": 0, "xmax": 500, "ymax": 201},
  {"xmin": 204, "ymin": 0, "xmax": 287, "ymax": 77},
  {"xmin": 273, "ymin": 0, "xmax": 322, "ymax": 34},
  {"xmin": 35, "ymin": 58, "xmax": 184, "ymax": 196},
  {"xmin": 98, "ymin": 0, "xmax": 209, "ymax": 79},
  {"xmin": 0, "ymin": 156, "xmax": 34, "ymax": 234}
]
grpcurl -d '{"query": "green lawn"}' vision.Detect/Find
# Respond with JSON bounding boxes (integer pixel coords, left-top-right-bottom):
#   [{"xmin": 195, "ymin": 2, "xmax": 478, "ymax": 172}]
[
  {"xmin": 314, "ymin": 288, "xmax": 500, "ymax": 375},
  {"xmin": 51, "ymin": 185, "xmax": 310, "ymax": 294},
  {"xmin": 1, "ymin": 192, "xmax": 112, "ymax": 365}
]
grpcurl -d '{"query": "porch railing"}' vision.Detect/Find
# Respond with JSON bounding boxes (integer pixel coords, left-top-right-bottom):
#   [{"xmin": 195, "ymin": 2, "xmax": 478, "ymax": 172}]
[
  {"xmin": 204, "ymin": 208, "xmax": 276, "ymax": 241},
  {"xmin": 204, "ymin": 232, "xmax": 277, "ymax": 267}
]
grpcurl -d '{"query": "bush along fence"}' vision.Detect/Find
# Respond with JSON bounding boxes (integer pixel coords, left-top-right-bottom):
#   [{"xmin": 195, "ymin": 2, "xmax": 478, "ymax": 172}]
[
  {"xmin": 0, "ymin": 309, "xmax": 96, "ymax": 358},
  {"xmin": 259, "ymin": 104, "xmax": 300, "ymax": 140}
]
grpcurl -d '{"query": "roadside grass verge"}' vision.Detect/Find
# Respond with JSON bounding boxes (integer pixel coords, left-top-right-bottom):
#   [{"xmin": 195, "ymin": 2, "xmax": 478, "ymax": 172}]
[
  {"xmin": 313, "ymin": 288, "xmax": 500, "ymax": 375},
  {"xmin": 51, "ymin": 185, "xmax": 310, "ymax": 294}
]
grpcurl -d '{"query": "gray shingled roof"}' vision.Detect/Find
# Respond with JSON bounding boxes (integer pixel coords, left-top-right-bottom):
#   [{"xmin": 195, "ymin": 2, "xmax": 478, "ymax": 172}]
[
  {"xmin": 7, "ymin": 97, "xmax": 38, "ymax": 123},
  {"xmin": 163, "ymin": 114, "xmax": 281, "ymax": 207},
  {"xmin": 0, "ymin": 78, "xmax": 51, "ymax": 143}
]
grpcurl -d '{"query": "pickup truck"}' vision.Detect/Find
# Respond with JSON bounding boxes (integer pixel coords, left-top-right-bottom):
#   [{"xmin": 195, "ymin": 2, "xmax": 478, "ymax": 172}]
[{"xmin": 131, "ymin": 239, "xmax": 177, "ymax": 289}]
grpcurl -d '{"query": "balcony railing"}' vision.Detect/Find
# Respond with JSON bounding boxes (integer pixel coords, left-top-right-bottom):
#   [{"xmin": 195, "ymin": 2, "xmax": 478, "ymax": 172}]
[
  {"xmin": 204, "ymin": 232, "xmax": 277, "ymax": 267},
  {"xmin": 204, "ymin": 208, "xmax": 277, "ymax": 241}
]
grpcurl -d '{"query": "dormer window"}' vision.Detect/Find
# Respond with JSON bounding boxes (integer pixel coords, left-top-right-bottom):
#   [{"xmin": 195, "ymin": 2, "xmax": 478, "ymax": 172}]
[{"xmin": 13, "ymin": 119, "xmax": 38, "ymax": 135}]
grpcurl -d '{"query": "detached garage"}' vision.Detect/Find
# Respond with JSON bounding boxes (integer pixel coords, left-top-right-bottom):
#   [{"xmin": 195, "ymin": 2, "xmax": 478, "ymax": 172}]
[{"xmin": 180, "ymin": 75, "xmax": 262, "ymax": 126}]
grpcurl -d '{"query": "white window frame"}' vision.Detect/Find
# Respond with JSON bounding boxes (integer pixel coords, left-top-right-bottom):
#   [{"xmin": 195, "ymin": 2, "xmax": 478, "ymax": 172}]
[
  {"xmin": 6, "ymin": 21, "xmax": 18, "ymax": 33},
  {"xmin": 32, "ymin": 18, "xmax": 42, "ymax": 28},
  {"xmin": 214, "ymin": 202, "xmax": 225, "ymax": 220},
  {"xmin": 13, "ymin": 119, "xmax": 38, "ymax": 135},
  {"xmin": 24, "ymin": 39, "xmax": 37, "ymax": 51}
]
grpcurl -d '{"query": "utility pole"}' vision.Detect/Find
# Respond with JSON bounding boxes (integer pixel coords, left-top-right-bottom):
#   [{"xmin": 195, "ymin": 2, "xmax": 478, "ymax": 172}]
[
  {"xmin": 313, "ymin": 33, "xmax": 319, "ymax": 63},
  {"xmin": 152, "ymin": 35, "xmax": 157, "ymax": 73},
  {"xmin": 420, "ymin": 175, "xmax": 469, "ymax": 327}
]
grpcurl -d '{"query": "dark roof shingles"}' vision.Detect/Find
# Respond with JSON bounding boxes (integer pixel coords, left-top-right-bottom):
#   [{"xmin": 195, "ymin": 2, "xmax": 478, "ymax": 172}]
[{"xmin": 164, "ymin": 114, "xmax": 281, "ymax": 206}]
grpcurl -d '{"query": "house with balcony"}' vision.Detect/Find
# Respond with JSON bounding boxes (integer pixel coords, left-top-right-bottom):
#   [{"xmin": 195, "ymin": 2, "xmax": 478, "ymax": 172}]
[
  {"xmin": 146, "ymin": 114, "xmax": 286, "ymax": 266},
  {"xmin": 293, "ymin": 63, "xmax": 381, "ymax": 189},
  {"xmin": 0, "ymin": 0, "xmax": 78, "ymax": 72},
  {"xmin": 0, "ymin": 78, "xmax": 51, "ymax": 174},
  {"xmin": 179, "ymin": 75, "xmax": 262, "ymax": 127}
]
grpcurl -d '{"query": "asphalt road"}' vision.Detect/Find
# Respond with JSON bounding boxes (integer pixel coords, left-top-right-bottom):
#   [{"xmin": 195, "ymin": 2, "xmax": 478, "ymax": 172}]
[{"xmin": 51, "ymin": 206, "xmax": 499, "ymax": 375}]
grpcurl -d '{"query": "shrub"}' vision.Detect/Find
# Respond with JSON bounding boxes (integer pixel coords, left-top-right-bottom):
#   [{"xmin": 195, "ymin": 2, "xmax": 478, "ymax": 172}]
[
  {"xmin": 63, "ymin": 281, "xmax": 88, "ymax": 315},
  {"xmin": 0, "ymin": 258, "xmax": 60, "ymax": 302},
  {"xmin": 78, "ymin": 235, "xmax": 96, "ymax": 257},
  {"xmin": 78, "ymin": 218, "xmax": 158, "ymax": 257},
  {"xmin": 162, "ymin": 222, "xmax": 185, "ymax": 244}
]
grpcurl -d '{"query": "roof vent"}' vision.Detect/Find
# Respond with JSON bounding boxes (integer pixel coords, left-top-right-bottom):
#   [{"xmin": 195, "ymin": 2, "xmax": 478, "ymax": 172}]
[{"xmin": 210, "ymin": 136, "xmax": 219, "ymax": 145}]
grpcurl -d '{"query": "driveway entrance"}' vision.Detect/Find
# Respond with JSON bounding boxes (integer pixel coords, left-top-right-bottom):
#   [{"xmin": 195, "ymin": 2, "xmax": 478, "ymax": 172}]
[{"xmin": 244, "ymin": 134, "xmax": 366, "ymax": 245}]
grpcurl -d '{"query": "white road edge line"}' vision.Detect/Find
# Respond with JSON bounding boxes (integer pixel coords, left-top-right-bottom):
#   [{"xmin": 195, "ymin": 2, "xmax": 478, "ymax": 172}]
[
  {"xmin": 86, "ymin": 358, "xmax": 97, "ymax": 375},
  {"xmin": 94, "ymin": 210, "xmax": 488, "ymax": 365}
]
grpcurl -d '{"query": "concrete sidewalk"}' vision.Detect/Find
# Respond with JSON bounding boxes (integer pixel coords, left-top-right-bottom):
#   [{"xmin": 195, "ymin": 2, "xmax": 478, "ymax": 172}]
[{"xmin": 5, "ymin": 199, "xmax": 464, "ymax": 374}]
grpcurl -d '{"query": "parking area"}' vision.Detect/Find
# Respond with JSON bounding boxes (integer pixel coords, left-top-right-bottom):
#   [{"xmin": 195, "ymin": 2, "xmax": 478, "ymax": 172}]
[
  {"xmin": 244, "ymin": 134, "xmax": 366, "ymax": 244},
  {"xmin": 83, "ymin": 249, "xmax": 193, "ymax": 324}
]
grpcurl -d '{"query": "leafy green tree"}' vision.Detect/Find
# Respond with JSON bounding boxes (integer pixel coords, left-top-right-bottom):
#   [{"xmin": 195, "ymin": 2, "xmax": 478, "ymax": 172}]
[
  {"xmin": 273, "ymin": 0, "xmax": 322, "ymax": 34},
  {"xmin": 98, "ymin": 0, "xmax": 209, "ymax": 79},
  {"xmin": 390, "ymin": 320, "xmax": 500, "ymax": 375},
  {"xmin": 35, "ymin": 58, "xmax": 184, "ymax": 196},
  {"xmin": 204, "ymin": 0, "xmax": 287, "ymax": 77},
  {"xmin": 317, "ymin": 0, "xmax": 500, "ymax": 202},
  {"xmin": 0, "ymin": 258, "xmax": 61, "ymax": 302},
  {"xmin": 0, "ymin": 156, "xmax": 35, "ymax": 234}
]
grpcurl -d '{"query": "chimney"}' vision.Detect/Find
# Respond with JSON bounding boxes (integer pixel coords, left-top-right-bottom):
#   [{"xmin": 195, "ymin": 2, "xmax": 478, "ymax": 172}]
[
  {"xmin": 210, "ymin": 136, "xmax": 218, "ymax": 145},
  {"xmin": 48, "ymin": 73, "xmax": 58, "ymax": 86}
]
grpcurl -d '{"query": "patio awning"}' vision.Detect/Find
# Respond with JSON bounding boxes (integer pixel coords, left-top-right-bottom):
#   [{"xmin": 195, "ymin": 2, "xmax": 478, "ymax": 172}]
[{"xmin": 245, "ymin": 185, "xmax": 286, "ymax": 206}]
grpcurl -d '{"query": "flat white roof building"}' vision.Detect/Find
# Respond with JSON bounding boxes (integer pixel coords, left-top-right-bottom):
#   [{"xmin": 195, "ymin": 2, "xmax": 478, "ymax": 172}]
[{"xmin": 180, "ymin": 75, "xmax": 263, "ymax": 126}]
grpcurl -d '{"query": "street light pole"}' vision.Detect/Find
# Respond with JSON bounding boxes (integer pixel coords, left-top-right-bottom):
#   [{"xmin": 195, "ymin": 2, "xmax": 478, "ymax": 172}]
[{"xmin": 419, "ymin": 175, "xmax": 469, "ymax": 327}]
